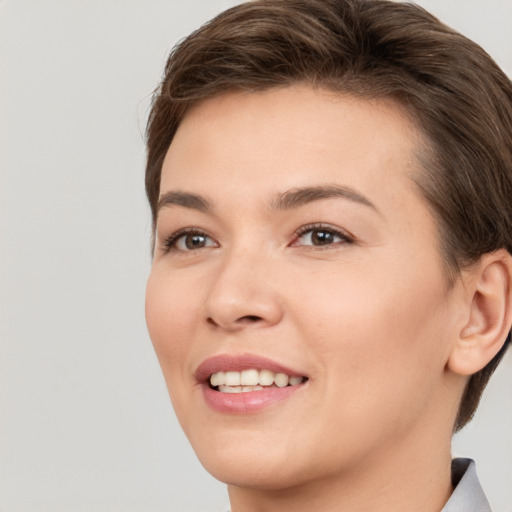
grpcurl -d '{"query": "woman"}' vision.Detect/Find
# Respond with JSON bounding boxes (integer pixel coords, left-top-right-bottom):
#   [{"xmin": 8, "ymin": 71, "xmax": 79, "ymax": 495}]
[{"xmin": 144, "ymin": 1, "xmax": 512, "ymax": 510}]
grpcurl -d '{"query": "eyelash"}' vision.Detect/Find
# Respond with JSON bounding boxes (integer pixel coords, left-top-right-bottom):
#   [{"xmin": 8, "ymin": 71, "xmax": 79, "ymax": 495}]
[
  {"xmin": 161, "ymin": 227, "xmax": 217, "ymax": 254},
  {"xmin": 160, "ymin": 223, "xmax": 354, "ymax": 254},
  {"xmin": 292, "ymin": 223, "xmax": 355, "ymax": 248}
]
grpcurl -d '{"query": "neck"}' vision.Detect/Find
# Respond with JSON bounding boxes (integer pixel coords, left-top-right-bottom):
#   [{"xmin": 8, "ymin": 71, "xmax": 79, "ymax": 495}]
[{"xmin": 228, "ymin": 424, "xmax": 454, "ymax": 512}]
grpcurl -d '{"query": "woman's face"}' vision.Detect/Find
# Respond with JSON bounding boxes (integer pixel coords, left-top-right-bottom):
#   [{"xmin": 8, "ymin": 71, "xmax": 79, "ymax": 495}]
[{"xmin": 146, "ymin": 85, "xmax": 463, "ymax": 489}]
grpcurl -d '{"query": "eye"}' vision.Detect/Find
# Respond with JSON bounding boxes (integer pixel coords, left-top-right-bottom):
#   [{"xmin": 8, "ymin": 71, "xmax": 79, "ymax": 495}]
[
  {"xmin": 162, "ymin": 229, "xmax": 218, "ymax": 253},
  {"xmin": 292, "ymin": 224, "xmax": 353, "ymax": 247}
]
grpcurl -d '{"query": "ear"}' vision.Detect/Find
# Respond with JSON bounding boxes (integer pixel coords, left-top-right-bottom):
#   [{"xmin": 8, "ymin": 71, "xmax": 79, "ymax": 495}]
[{"xmin": 448, "ymin": 249, "xmax": 512, "ymax": 376}]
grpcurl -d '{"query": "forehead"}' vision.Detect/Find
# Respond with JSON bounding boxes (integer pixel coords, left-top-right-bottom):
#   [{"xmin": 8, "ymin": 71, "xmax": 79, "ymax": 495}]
[{"xmin": 160, "ymin": 85, "xmax": 425, "ymax": 210}]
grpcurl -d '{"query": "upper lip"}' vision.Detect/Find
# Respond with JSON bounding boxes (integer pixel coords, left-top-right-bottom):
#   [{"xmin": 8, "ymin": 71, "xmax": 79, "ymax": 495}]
[{"xmin": 195, "ymin": 353, "xmax": 307, "ymax": 383}]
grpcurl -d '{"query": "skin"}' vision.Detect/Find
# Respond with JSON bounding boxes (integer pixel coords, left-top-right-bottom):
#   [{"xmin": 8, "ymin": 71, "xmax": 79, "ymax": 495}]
[{"xmin": 146, "ymin": 85, "xmax": 473, "ymax": 511}]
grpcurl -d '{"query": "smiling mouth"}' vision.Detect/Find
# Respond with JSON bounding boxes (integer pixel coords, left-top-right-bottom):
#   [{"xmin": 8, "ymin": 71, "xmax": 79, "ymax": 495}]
[{"xmin": 209, "ymin": 368, "xmax": 308, "ymax": 393}]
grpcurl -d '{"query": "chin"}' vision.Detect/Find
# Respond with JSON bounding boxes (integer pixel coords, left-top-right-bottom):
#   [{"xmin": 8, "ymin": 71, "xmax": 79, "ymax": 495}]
[
  {"xmin": 203, "ymin": 458, "xmax": 307, "ymax": 491},
  {"xmin": 188, "ymin": 432, "xmax": 311, "ymax": 490}
]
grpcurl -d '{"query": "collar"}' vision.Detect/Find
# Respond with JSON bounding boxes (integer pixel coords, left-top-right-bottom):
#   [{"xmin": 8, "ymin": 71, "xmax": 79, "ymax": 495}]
[{"xmin": 441, "ymin": 458, "xmax": 491, "ymax": 512}]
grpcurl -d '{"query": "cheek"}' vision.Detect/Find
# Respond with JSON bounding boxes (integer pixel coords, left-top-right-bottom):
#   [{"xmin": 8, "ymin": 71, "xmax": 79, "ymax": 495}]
[
  {"xmin": 145, "ymin": 270, "xmax": 198, "ymax": 374},
  {"xmin": 145, "ymin": 269, "xmax": 206, "ymax": 435},
  {"xmin": 295, "ymin": 261, "xmax": 451, "ymax": 407}
]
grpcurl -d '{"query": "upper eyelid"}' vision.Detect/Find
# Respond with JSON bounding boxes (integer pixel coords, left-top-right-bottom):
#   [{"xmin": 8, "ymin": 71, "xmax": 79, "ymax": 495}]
[
  {"xmin": 294, "ymin": 223, "xmax": 355, "ymax": 239},
  {"xmin": 160, "ymin": 226, "xmax": 212, "ymax": 239}
]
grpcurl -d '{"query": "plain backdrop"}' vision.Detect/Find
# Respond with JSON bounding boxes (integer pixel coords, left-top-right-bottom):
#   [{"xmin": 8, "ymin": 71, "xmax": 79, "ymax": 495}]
[{"xmin": 0, "ymin": 1, "xmax": 511, "ymax": 511}]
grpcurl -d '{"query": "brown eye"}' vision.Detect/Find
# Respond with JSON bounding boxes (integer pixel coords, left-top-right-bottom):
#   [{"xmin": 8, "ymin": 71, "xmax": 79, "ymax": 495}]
[
  {"xmin": 310, "ymin": 230, "xmax": 337, "ymax": 245},
  {"xmin": 292, "ymin": 225, "xmax": 354, "ymax": 248},
  {"xmin": 296, "ymin": 228, "xmax": 347, "ymax": 246},
  {"xmin": 163, "ymin": 230, "xmax": 217, "ymax": 252},
  {"xmin": 183, "ymin": 233, "xmax": 208, "ymax": 249}
]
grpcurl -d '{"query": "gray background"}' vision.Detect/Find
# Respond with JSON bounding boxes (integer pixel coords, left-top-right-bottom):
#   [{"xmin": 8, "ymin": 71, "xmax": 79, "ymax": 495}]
[{"xmin": 0, "ymin": 1, "xmax": 511, "ymax": 511}]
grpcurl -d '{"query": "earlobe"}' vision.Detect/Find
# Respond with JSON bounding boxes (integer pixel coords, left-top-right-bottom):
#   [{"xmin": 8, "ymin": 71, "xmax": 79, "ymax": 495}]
[{"xmin": 448, "ymin": 250, "xmax": 512, "ymax": 376}]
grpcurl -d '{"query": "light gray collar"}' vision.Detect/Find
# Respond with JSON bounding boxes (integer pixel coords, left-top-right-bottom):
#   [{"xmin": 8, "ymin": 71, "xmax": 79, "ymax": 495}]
[{"xmin": 441, "ymin": 458, "xmax": 491, "ymax": 512}]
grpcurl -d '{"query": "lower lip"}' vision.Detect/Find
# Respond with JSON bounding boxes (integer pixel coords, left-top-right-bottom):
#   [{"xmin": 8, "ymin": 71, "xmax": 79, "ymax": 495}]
[{"xmin": 201, "ymin": 384, "xmax": 303, "ymax": 413}]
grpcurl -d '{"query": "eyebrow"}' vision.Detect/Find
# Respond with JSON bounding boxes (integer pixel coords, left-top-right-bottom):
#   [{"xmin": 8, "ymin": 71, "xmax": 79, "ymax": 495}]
[
  {"xmin": 157, "ymin": 191, "xmax": 212, "ymax": 213},
  {"xmin": 270, "ymin": 185, "xmax": 378, "ymax": 212},
  {"xmin": 156, "ymin": 184, "xmax": 378, "ymax": 215}
]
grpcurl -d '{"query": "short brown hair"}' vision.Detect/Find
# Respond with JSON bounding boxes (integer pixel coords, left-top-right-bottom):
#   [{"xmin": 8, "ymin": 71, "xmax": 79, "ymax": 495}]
[{"xmin": 145, "ymin": 0, "xmax": 512, "ymax": 430}]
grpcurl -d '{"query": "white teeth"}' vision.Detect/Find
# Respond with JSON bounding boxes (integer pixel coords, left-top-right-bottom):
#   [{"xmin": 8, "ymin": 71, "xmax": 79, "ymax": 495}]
[
  {"xmin": 218, "ymin": 385, "xmax": 264, "ymax": 393},
  {"xmin": 209, "ymin": 368, "xmax": 306, "ymax": 391},
  {"xmin": 210, "ymin": 371, "xmax": 224, "ymax": 387},
  {"xmin": 224, "ymin": 371, "xmax": 241, "ymax": 386},
  {"xmin": 289, "ymin": 376, "xmax": 302, "ymax": 386},
  {"xmin": 258, "ymin": 369, "xmax": 274, "ymax": 386},
  {"xmin": 218, "ymin": 385, "xmax": 242, "ymax": 393},
  {"xmin": 274, "ymin": 373, "xmax": 289, "ymax": 388},
  {"xmin": 242, "ymin": 385, "xmax": 263, "ymax": 392},
  {"xmin": 240, "ymin": 369, "xmax": 259, "ymax": 386}
]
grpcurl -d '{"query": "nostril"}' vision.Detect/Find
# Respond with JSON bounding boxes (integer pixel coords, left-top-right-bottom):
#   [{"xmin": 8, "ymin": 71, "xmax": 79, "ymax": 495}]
[
  {"xmin": 238, "ymin": 315, "xmax": 263, "ymax": 323},
  {"xmin": 205, "ymin": 313, "xmax": 268, "ymax": 329}
]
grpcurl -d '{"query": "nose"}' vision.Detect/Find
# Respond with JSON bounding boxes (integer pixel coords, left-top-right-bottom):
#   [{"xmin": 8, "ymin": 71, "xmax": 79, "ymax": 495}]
[{"xmin": 204, "ymin": 248, "xmax": 283, "ymax": 331}]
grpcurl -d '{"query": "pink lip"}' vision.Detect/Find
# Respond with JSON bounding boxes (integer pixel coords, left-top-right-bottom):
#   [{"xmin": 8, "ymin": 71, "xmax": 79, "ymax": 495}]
[{"xmin": 195, "ymin": 354, "xmax": 308, "ymax": 414}]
